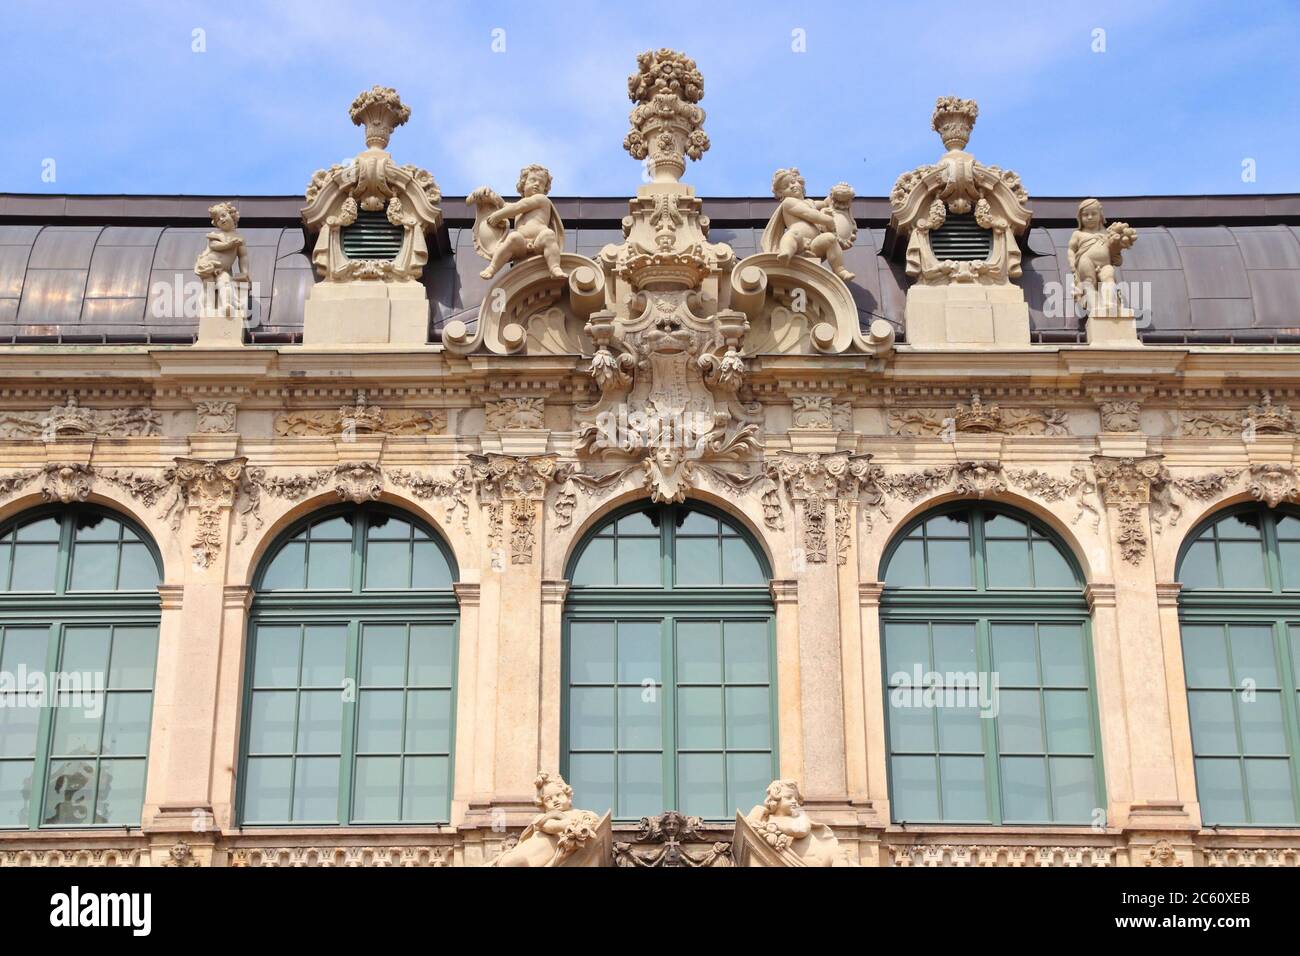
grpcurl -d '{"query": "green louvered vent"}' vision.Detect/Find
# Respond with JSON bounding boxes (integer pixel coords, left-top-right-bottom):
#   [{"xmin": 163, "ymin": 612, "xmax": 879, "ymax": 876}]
[
  {"xmin": 341, "ymin": 210, "xmax": 404, "ymax": 261},
  {"xmin": 929, "ymin": 213, "xmax": 992, "ymax": 261}
]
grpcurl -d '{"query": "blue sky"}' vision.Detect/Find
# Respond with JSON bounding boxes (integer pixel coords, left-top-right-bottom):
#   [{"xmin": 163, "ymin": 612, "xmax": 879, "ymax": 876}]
[{"xmin": 2, "ymin": 0, "xmax": 1297, "ymax": 198}]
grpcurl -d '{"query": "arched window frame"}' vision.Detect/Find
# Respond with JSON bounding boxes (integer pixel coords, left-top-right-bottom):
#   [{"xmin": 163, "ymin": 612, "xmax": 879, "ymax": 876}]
[
  {"xmin": 561, "ymin": 501, "xmax": 777, "ymax": 822},
  {"xmin": 879, "ymin": 502, "xmax": 1105, "ymax": 825},
  {"xmin": 1176, "ymin": 503, "xmax": 1300, "ymax": 826},
  {"xmin": 0, "ymin": 504, "xmax": 162, "ymax": 830},
  {"xmin": 238, "ymin": 503, "xmax": 459, "ymax": 827}
]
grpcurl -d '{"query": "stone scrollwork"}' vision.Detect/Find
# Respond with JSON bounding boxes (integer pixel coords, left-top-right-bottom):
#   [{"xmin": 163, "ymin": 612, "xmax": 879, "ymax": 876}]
[
  {"xmin": 1098, "ymin": 400, "xmax": 1142, "ymax": 433},
  {"xmin": 765, "ymin": 452, "xmax": 884, "ymax": 564},
  {"xmin": 388, "ymin": 467, "xmax": 473, "ymax": 532},
  {"xmin": 469, "ymin": 454, "xmax": 565, "ymax": 564},
  {"xmin": 1091, "ymin": 455, "xmax": 1169, "ymax": 564},
  {"xmin": 275, "ymin": 391, "xmax": 445, "ymax": 437},
  {"xmin": 1246, "ymin": 464, "xmax": 1299, "ymax": 508},
  {"xmin": 171, "ymin": 457, "xmax": 247, "ymax": 568},
  {"xmin": 790, "ymin": 394, "xmax": 852, "ymax": 431},
  {"xmin": 1006, "ymin": 466, "xmax": 1102, "ymax": 529},
  {"xmin": 302, "ymin": 86, "xmax": 442, "ymax": 283},
  {"xmin": 194, "ymin": 400, "xmax": 237, "ymax": 434},
  {"xmin": 41, "ymin": 463, "xmax": 95, "ymax": 504},
  {"xmin": 485, "ymin": 397, "xmax": 545, "ymax": 431},
  {"xmin": 613, "ymin": 811, "xmax": 731, "ymax": 868},
  {"xmin": 889, "ymin": 392, "xmax": 1067, "ymax": 437},
  {"xmin": 0, "ymin": 396, "xmax": 160, "ymax": 440}
]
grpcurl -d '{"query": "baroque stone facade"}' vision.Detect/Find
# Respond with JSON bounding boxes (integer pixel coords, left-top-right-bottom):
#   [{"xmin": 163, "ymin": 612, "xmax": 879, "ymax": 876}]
[{"xmin": 1, "ymin": 56, "xmax": 1299, "ymax": 869}]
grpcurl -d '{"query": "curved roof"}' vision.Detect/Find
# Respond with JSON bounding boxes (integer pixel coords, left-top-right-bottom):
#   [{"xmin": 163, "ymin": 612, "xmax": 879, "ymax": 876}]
[{"xmin": 1, "ymin": 195, "xmax": 1297, "ymax": 344}]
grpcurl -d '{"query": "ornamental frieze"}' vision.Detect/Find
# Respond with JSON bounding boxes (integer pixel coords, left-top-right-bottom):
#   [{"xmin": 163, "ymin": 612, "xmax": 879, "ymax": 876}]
[
  {"xmin": 1179, "ymin": 392, "xmax": 1296, "ymax": 439},
  {"xmin": 0, "ymin": 396, "xmax": 160, "ymax": 440},
  {"xmin": 888, "ymin": 392, "xmax": 1067, "ymax": 437},
  {"xmin": 275, "ymin": 391, "xmax": 446, "ymax": 437}
]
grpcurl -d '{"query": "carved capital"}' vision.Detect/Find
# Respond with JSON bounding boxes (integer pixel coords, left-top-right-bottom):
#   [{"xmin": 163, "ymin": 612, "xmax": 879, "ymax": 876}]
[
  {"xmin": 1091, "ymin": 455, "xmax": 1168, "ymax": 565},
  {"xmin": 40, "ymin": 462, "xmax": 94, "ymax": 504},
  {"xmin": 470, "ymin": 454, "xmax": 564, "ymax": 565},
  {"xmin": 765, "ymin": 452, "xmax": 883, "ymax": 564},
  {"xmin": 172, "ymin": 457, "xmax": 246, "ymax": 568}
]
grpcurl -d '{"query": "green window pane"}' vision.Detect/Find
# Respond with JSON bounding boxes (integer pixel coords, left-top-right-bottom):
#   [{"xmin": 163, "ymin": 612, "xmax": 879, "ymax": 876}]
[
  {"xmin": 365, "ymin": 541, "xmax": 411, "ymax": 589},
  {"xmin": 1195, "ymin": 758, "xmax": 1246, "ymax": 825},
  {"xmin": 891, "ymin": 755, "xmax": 939, "ymax": 821},
  {"xmin": 49, "ymin": 702, "xmax": 102, "ymax": 757},
  {"xmin": 411, "ymin": 542, "xmax": 452, "ymax": 589},
  {"xmin": 1043, "ymin": 690, "xmax": 1092, "ymax": 753},
  {"xmin": 1178, "ymin": 540, "xmax": 1218, "ymax": 589},
  {"xmin": 253, "ymin": 625, "xmax": 301, "ymax": 688},
  {"xmin": 366, "ymin": 515, "xmax": 408, "ymax": 539},
  {"xmin": 1049, "ymin": 756, "xmax": 1098, "ymax": 822},
  {"xmin": 1229, "ymin": 626, "xmax": 1278, "ymax": 687},
  {"xmin": 1219, "ymin": 512, "xmax": 1263, "ymax": 539},
  {"xmin": 0, "ymin": 761, "xmax": 33, "ymax": 826},
  {"xmin": 677, "ymin": 511, "xmax": 717, "ymax": 535},
  {"xmin": 243, "ymin": 756, "xmax": 292, "ymax": 822},
  {"xmin": 101, "ymin": 693, "xmax": 152, "ymax": 755},
  {"xmin": 296, "ymin": 691, "xmax": 343, "ymax": 754},
  {"xmin": 617, "ymin": 686, "xmax": 660, "ymax": 750},
  {"xmin": 61, "ymin": 626, "xmax": 110, "ymax": 675},
  {"xmin": 403, "ymin": 755, "xmax": 449, "ymax": 822},
  {"xmin": 678, "ymin": 752, "xmax": 725, "ymax": 819},
  {"xmin": 569, "ymin": 687, "xmax": 615, "ymax": 750},
  {"xmin": 261, "ymin": 541, "xmax": 306, "ymax": 590},
  {"xmin": 406, "ymin": 689, "xmax": 451, "ymax": 753},
  {"xmin": 11, "ymin": 544, "xmax": 57, "ymax": 591},
  {"xmin": 926, "ymin": 539, "xmax": 972, "ymax": 588},
  {"xmin": 1243, "ymin": 759, "xmax": 1296, "ymax": 824},
  {"xmin": 569, "ymin": 621, "xmax": 615, "ymax": 683},
  {"xmin": 889, "ymin": 703, "xmax": 935, "ymax": 753},
  {"xmin": 616, "ymin": 753, "xmax": 662, "ymax": 819},
  {"xmin": 1239, "ymin": 692, "xmax": 1287, "ymax": 754},
  {"xmin": 571, "ymin": 537, "xmax": 614, "ymax": 586},
  {"xmin": 727, "ymin": 752, "xmax": 771, "ymax": 816},
  {"xmin": 675, "ymin": 537, "xmax": 720, "ymax": 586},
  {"xmin": 1187, "ymin": 691, "xmax": 1238, "ymax": 754},
  {"xmin": 885, "ymin": 539, "xmax": 925, "ymax": 587},
  {"xmin": 43, "ymin": 759, "xmax": 97, "ymax": 825},
  {"xmin": 724, "ymin": 621, "xmax": 769, "ymax": 683},
  {"xmin": 1032, "ymin": 539, "xmax": 1076, "ymax": 587},
  {"xmin": 937, "ymin": 703, "xmax": 983, "ymax": 753},
  {"xmin": 985, "ymin": 539, "xmax": 1031, "ymax": 588},
  {"xmin": 677, "ymin": 687, "xmax": 723, "ymax": 749},
  {"xmin": 107, "ymin": 626, "xmax": 158, "ymax": 689},
  {"xmin": 884, "ymin": 622, "xmax": 929, "ymax": 678},
  {"xmin": 69, "ymin": 542, "xmax": 118, "ymax": 591},
  {"xmin": 567, "ymin": 752, "xmax": 614, "ymax": 816},
  {"xmin": 311, "ymin": 516, "xmax": 352, "ymax": 540},
  {"xmin": 617, "ymin": 536, "xmax": 660, "ymax": 586},
  {"xmin": 408, "ymin": 624, "xmax": 454, "ymax": 686},
  {"xmin": 1000, "ymin": 756, "xmax": 1049, "ymax": 822},
  {"xmin": 0, "ymin": 544, "xmax": 9, "ymax": 591},
  {"xmin": 352, "ymin": 755, "xmax": 401, "ymax": 821},
  {"xmin": 676, "ymin": 621, "xmax": 722, "ymax": 683},
  {"xmin": 617, "ymin": 621, "xmax": 661, "ymax": 684},
  {"xmin": 721, "ymin": 536, "xmax": 764, "ymax": 585},
  {"xmin": 927, "ymin": 513, "xmax": 971, "ymax": 538},
  {"xmin": 939, "ymin": 755, "xmax": 987, "ymax": 821},
  {"xmin": 247, "ymin": 691, "xmax": 295, "ymax": 753},
  {"xmin": 996, "ymin": 690, "xmax": 1044, "ymax": 754},
  {"xmin": 1, "ymin": 627, "xmax": 49, "ymax": 676},
  {"xmin": 1039, "ymin": 625, "xmax": 1087, "ymax": 686},
  {"xmin": 1182, "ymin": 625, "xmax": 1231, "ymax": 687},
  {"xmin": 1281, "ymin": 542, "xmax": 1300, "ymax": 589},
  {"xmin": 1292, "ymin": 625, "xmax": 1300, "ymax": 685},
  {"xmin": 17, "ymin": 517, "xmax": 59, "ymax": 542},
  {"xmin": 932, "ymin": 623, "xmax": 977, "ymax": 674},
  {"xmin": 618, "ymin": 510, "xmax": 658, "ymax": 535},
  {"xmin": 0, "ymin": 705, "xmax": 41, "ymax": 758},
  {"xmin": 73, "ymin": 515, "xmax": 117, "ymax": 541},
  {"xmin": 300, "ymin": 625, "xmax": 346, "ymax": 688},
  {"xmin": 116, "ymin": 543, "xmax": 158, "ymax": 590},
  {"xmin": 990, "ymin": 623, "xmax": 1038, "ymax": 685},
  {"xmin": 984, "ymin": 514, "xmax": 1026, "ymax": 538},
  {"xmin": 725, "ymin": 687, "xmax": 771, "ymax": 749},
  {"xmin": 306, "ymin": 541, "xmax": 351, "ymax": 589},
  {"xmin": 1220, "ymin": 541, "xmax": 1267, "ymax": 589},
  {"xmin": 356, "ymin": 690, "xmax": 403, "ymax": 752},
  {"xmin": 94, "ymin": 758, "xmax": 145, "ymax": 826},
  {"xmin": 1277, "ymin": 515, "xmax": 1300, "ymax": 540},
  {"xmin": 360, "ymin": 625, "xmax": 407, "ymax": 686},
  {"xmin": 292, "ymin": 756, "xmax": 340, "ymax": 821}
]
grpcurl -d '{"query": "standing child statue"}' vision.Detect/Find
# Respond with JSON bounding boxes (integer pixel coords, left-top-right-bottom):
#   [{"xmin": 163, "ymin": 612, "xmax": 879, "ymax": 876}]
[
  {"xmin": 1069, "ymin": 197, "xmax": 1137, "ymax": 315},
  {"xmin": 193, "ymin": 201, "xmax": 248, "ymax": 313},
  {"xmin": 468, "ymin": 164, "xmax": 566, "ymax": 280},
  {"xmin": 761, "ymin": 168, "xmax": 856, "ymax": 282}
]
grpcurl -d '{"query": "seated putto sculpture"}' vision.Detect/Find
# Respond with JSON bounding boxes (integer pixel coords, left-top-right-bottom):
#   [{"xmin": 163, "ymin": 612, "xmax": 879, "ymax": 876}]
[
  {"xmin": 193, "ymin": 201, "xmax": 248, "ymax": 312},
  {"xmin": 761, "ymin": 169, "xmax": 856, "ymax": 282},
  {"xmin": 486, "ymin": 772, "xmax": 611, "ymax": 867},
  {"xmin": 733, "ymin": 778, "xmax": 856, "ymax": 866},
  {"xmin": 1069, "ymin": 197, "xmax": 1137, "ymax": 315},
  {"xmin": 469, "ymin": 164, "xmax": 566, "ymax": 280}
]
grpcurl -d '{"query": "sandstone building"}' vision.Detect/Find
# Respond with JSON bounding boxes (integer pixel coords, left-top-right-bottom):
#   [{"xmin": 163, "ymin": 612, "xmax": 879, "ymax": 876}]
[{"xmin": 1, "ymin": 54, "xmax": 1299, "ymax": 866}]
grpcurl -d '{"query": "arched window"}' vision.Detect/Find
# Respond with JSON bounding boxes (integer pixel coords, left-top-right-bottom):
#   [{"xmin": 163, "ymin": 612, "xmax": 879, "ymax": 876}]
[
  {"xmin": 240, "ymin": 505, "xmax": 458, "ymax": 825},
  {"xmin": 563, "ymin": 502, "xmax": 774, "ymax": 821},
  {"xmin": 880, "ymin": 505, "xmax": 1102, "ymax": 824},
  {"xmin": 0, "ymin": 506, "xmax": 161, "ymax": 829},
  {"xmin": 1177, "ymin": 505, "xmax": 1300, "ymax": 826}
]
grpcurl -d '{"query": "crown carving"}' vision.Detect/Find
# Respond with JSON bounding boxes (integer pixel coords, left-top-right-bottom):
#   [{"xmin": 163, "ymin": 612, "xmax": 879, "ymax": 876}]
[
  {"xmin": 954, "ymin": 391, "xmax": 1002, "ymax": 432},
  {"xmin": 1247, "ymin": 392, "xmax": 1295, "ymax": 434}
]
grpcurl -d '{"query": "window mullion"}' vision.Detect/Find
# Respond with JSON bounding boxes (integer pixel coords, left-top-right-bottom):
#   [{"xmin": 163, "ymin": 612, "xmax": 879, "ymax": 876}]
[
  {"xmin": 977, "ymin": 617, "xmax": 1002, "ymax": 824},
  {"xmin": 662, "ymin": 614, "xmax": 675, "ymax": 814},
  {"xmin": 339, "ymin": 618, "xmax": 360, "ymax": 824},
  {"xmin": 1272, "ymin": 618, "xmax": 1300, "ymax": 823},
  {"xmin": 29, "ymin": 620, "xmax": 63, "ymax": 828}
]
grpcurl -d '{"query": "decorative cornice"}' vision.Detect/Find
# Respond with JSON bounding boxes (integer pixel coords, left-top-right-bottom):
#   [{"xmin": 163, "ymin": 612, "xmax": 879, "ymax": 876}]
[
  {"xmin": 540, "ymin": 580, "xmax": 570, "ymax": 605},
  {"xmin": 858, "ymin": 582, "xmax": 885, "ymax": 607},
  {"xmin": 769, "ymin": 579, "xmax": 799, "ymax": 605},
  {"xmin": 1084, "ymin": 583, "xmax": 1117, "ymax": 610},
  {"xmin": 1155, "ymin": 582, "xmax": 1183, "ymax": 608},
  {"xmin": 453, "ymin": 581, "xmax": 481, "ymax": 608}
]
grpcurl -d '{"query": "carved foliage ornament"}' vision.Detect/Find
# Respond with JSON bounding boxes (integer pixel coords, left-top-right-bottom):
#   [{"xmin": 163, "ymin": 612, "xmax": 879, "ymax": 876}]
[
  {"xmin": 0, "ymin": 396, "xmax": 160, "ymax": 440},
  {"xmin": 274, "ymin": 391, "xmax": 446, "ymax": 437},
  {"xmin": 172, "ymin": 457, "xmax": 246, "ymax": 568},
  {"xmin": 889, "ymin": 392, "xmax": 1067, "ymax": 437},
  {"xmin": 1090, "ymin": 455, "xmax": 1169, "ymax": 564},
  {"xmin": 469, "ymin": 454, "xmax": 564, "ymax": 565},
  {"xmin": 765, "ymin": 453, "xmax": 884, "ymax": 564}
]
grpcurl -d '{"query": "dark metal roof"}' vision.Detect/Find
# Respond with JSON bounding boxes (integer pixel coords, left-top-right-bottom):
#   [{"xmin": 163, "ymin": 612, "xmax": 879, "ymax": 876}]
[{"xmin": 2, "ymin": 194, "xmax": 1298, "ymax": 345}]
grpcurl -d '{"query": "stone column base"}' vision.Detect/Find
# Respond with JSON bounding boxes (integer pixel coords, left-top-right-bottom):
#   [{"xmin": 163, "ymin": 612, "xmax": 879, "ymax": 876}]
[
  {"xmin": 1087, "ymin": 308, "xmax": 1141, "ymax": 345},
  {"xmin": 303, "ymin": 280, "xmax": 430, "ymax": 345},
  {"xmin": 904, "ymin": 284, "xmax": 1030, "ymax": 348}
]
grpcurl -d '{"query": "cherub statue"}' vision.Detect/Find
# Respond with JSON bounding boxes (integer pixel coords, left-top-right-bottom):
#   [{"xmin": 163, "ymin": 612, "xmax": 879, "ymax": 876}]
[
  {"xmin": 468, "ymin": 164, "xmax": 565, "ymax": 280},
  {"xmin": 1068, "ymin": 198, "xmax": 1137, "ymax": 314},
  {"xmin": 487, "ymin": 772, "xmax": 604, "ymax": 867},
  {"xmin": 743, "ymin": 778, "xmax": 855, "ymax": 866},
  {"xmin": 193, "ymin": 201, "xmax": 248, "ymax": 301},
  {"xmin": 761, "ymin": 168, "xmax": 855, "ymax": 282}
]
